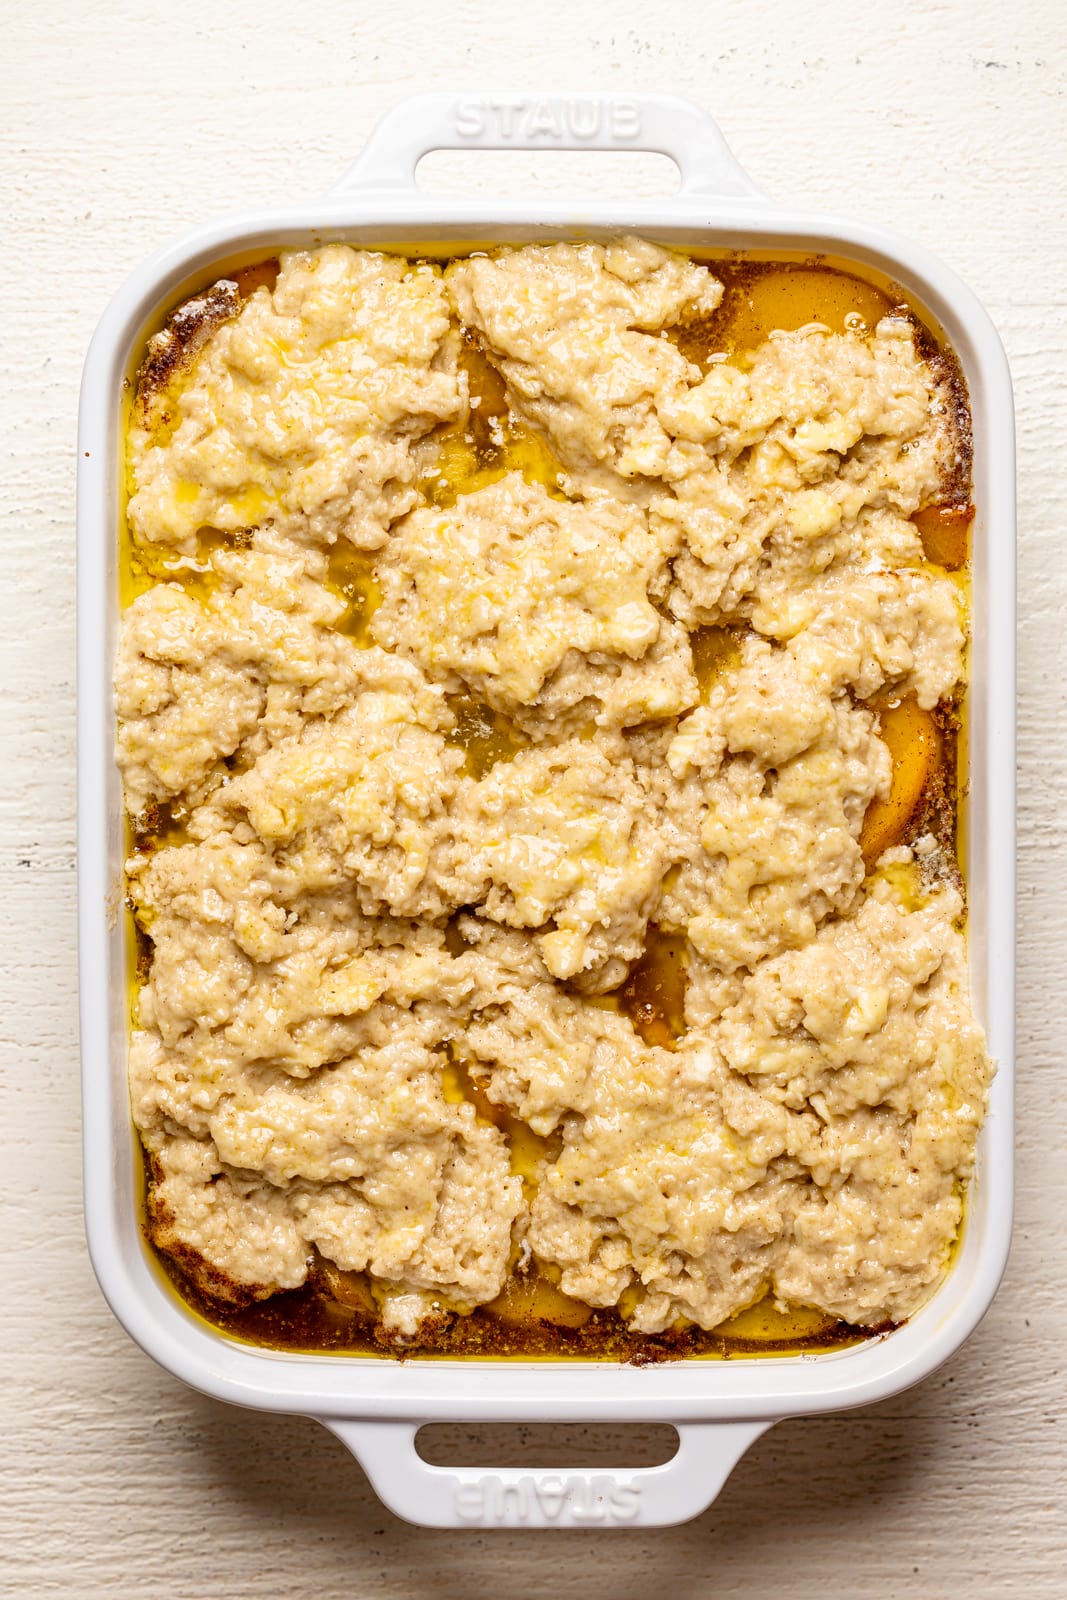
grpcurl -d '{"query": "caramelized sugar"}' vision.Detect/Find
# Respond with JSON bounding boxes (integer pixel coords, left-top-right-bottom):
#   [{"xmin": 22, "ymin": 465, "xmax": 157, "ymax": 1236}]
[
  {"xmin": 228, "ymin": 257, "xmax": 281, "ymax": 298},
  {"xmin": 153, "ymin": 1241, "xmax": 877, "ymax": 1362}
]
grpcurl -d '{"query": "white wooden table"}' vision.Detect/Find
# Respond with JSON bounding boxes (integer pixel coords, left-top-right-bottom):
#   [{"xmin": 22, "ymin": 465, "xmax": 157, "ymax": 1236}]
[{"xmin": 3, "ymin": 1, "xmax": 1062, "ymax": 1591}]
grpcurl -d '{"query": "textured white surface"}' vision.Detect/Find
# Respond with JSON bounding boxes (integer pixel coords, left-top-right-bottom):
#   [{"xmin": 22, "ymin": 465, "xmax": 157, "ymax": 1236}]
[{"xmin": 1, "ymin": 0, "xmax": 1061, "ymax": 1591}]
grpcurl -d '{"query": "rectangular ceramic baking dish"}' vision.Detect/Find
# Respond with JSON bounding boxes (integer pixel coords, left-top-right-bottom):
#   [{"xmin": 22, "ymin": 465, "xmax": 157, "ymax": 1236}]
[{"xmin": 78, "ymin": 90, "xmax": 1016, "ymax": 1530}]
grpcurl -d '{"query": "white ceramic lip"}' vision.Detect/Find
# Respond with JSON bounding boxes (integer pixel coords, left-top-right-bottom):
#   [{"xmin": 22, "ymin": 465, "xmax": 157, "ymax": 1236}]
[{"xmin": 77, "ymin": 92, "xmax": 1015, "ymax": 1528}]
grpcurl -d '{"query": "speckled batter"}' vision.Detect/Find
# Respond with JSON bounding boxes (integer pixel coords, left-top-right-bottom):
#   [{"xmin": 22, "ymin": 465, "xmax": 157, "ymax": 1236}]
[{"xmin": 118, "ymin": 237, "xmax": 990, "ymax": 1340}]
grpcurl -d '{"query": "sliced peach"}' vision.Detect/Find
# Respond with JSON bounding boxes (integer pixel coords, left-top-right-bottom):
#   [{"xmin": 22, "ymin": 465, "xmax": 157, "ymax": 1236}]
[
  {"xmin": 722, "ymin": 265, "xmax": 896, "ymax": 350},
  {"xmin": 912, "ymin": 503, "xmax": 973, "ymax": 570},
  {"xmin": 486, "ymin": 1270, "xmax": 593, "ymax": 1330},
  {"xmin": 318, "ymin": 1262, "xmax": 376, "ymax": 1317},
  {"xmin": 860, "ymin": 698, "xmax": 941, "ymax": 867},
  {"xmin": 717, "ymin": 1292, "xmax": 841, "ymax": 1345}
]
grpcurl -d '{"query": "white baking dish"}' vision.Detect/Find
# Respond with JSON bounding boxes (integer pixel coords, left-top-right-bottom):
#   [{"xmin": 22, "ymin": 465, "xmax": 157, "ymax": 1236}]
[{"xmin": 77, "ymin": 91, "xmax": 1016, "ymax": 1529}]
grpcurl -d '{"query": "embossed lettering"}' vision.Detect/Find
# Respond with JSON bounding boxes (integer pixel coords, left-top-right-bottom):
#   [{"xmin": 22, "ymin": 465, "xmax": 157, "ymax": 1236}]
[
  {"xmin": 454, "ymin": 99, "xmax": 485, "ymax": 138},
  {"xmin": 566, "ymin": 1476, "xmax": 608, "ymax": 1524},
  {"xmin": 452, "ymin": 1472, "xmax": 642, "ymax": 1526},
  {"xmin": 450, "ymin": 95, "xmax": 644, "ymax": 148},
  {"xmin": 497, "ymin": 1478, "xmax": 533, "ymax": 1522},
  {"xmin": 567, "ymin": 99, "xmax": 602, "ymax": 140},
  {"xmin": 454, "ymin": 1480, "xmax": 487, "ymax": 1521},
  {"xmin": 489, "ymin": 96, "xmax": 524, "ymax": 137},
  {"xmin": 533, "ymin": 1476, "xmax": 569, "ymax": 1521},
  {"xmin": 610, "ymin": 99, "xmax": 642, "ymax": 141},
  {"xmin": 526, "ymin": 100, "xmax": 562, "ymax": 139},
  {"xmin": 608, "ymin": 1480, "xmax": 642, "ymax": 1522}
]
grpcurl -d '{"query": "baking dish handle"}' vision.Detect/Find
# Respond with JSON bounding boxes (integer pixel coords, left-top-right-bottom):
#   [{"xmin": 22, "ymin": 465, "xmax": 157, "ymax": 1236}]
[
  {"xmin": 331, "ymin": 92, "xmax": 766, "ymax": 201},
  {"xmin": 321, "ymin": 1417, "xmax": 774, "ymax": 1529}
]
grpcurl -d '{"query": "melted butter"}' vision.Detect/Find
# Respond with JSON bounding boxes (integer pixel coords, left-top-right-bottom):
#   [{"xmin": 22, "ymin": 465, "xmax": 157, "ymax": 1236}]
[
  {"xmin": 424, "ymin": 335, "xmax": 567, "ymax": 506},
  {"xmin": 136, "ymin": 381, "xmax": 185, "ymax": 451},
  {"xmin": 445, "ymin": 693, "xmax": 528, "ymax": 778},
  {"xmin": 867, "ymin": 856, "xmax": 928, "ymax": 912},
  {"xmin": 126, "ymin": 916, "xmax": 152, "ymax": 1029},
  {"xmin": 674, "ymin": 261, "xmax": 899, "ymax": 371},
  {"xmin": 324, "ymin": 543, "xmax": 381, "ymax": 644},
  {"xmin": 689, "ymin": 624, "xmax": 743, "ymax": 699},
  {"xmin": 124, "ymin": 797, "xmax": 191, "ymax": 1030},
  {"xmin": 440, "ymin": 1054, "xmax": 553, "ymax": 1194},
  {"xmin": 439, "ymin": 1056, "xmax": 468, "ymax": 1106},
  {"xmin": 132, "ymin": 797, "xmax": 192, "ymax": 854},
  {"xmin": 121, "ymin": 524, "xmax": 257, "ymax": 608},
  {"xmin": 618, "ymin": 927, "xmax": 688, "ymax": 1049},
  {"xmin": 860, "ymin": 697, "xmax": 941, "ymax": 868},
  {"xmin": 228, "ymin": 482, "xmax": 273, "ymax": 527}
]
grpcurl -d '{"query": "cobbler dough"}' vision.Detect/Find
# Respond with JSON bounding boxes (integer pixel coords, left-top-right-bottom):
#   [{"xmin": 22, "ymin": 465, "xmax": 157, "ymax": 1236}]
[
  {"xmin": 371, "ymin": 471, "xmax": 697, "ymax": 729},
  {"xmin": 128, "ymin": 245, "xmax": 463, "ymax": 554},
  {"xmin": 117, "ymin": 238, "xmax": 991, "ymax": 1335}
]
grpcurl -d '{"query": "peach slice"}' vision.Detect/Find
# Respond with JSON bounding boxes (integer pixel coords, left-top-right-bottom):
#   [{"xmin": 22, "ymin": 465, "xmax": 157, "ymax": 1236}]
[
  {"xmin": 912, "ymin": 503, "xmax": 973, "ymax": 570},
  {"xmin": 486, "ymin": 1270, "xmax": 593, "ymax": 1330},
  {"xmin": 860, "ymin": 698, "xmax": 941, "ymax": 867}
]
